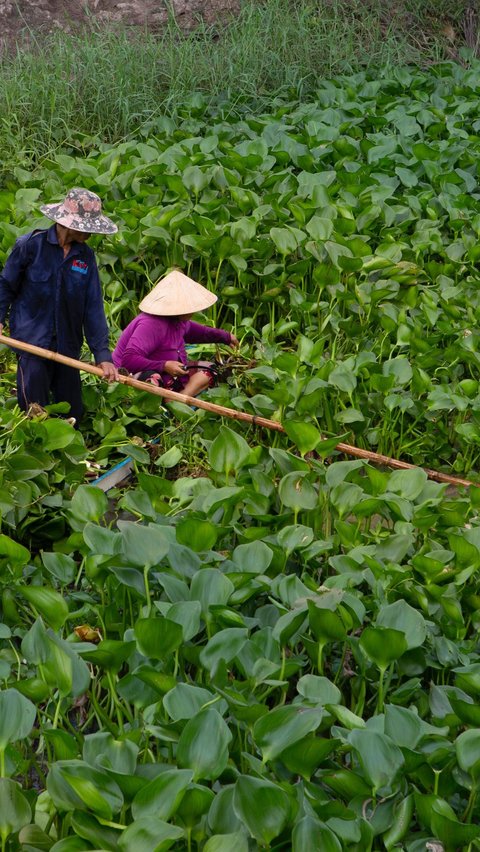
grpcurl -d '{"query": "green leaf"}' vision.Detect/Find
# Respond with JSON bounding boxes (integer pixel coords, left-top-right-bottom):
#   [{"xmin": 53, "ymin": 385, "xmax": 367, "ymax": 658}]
[
  {"xmin": 203, "ymin": 833, "xmax": 248, "ymax": 852},
  {"xmin": 253, "ymin": 705, "xmax": 323, "ymax": 762},
  {"xmin": 232, "ymin": 540, "xmax": 273, "ymax": 574},
  {"xmin": 177, "ymin": 783, "xmax": 214, "ymax": 826},
  {"xmin": 293, "ymin": 817, "xmax": 341, "ymax": 852},
  {"xmin": 383, "ymin": 357, "xmax": 412, "ymax": 386},
  {"xmin": 18, "ymin": 585, "xmax": 69, "ymax": 630},
  {"xmin": 386, "ymin": 468, "xmax": 428, "ymax": 500},
  {"xmin": 360, "ymin": 626, "xmax": 408, "ymax": 668},
  {"xmin": 18, "ymin": 823, "xmax": 54, "ymax": 850},
  {"xmin": 376, "ymin": 600, "xmax": 426, "ymax": 649},
  {"xmin": 348, "ymin": 729, "xmax": 405, "ymax": 795},
  {"xmin": 176, "ymin": 517, "xmax": 218, "ymax": 552},
  {"xmin": 384, "ymin": 705, "xmax": 424, "ymax": 749},
  {"xmin": 455, "ymin": 728, "xmax": 480, "ymax": 780},
  {"xmin": 199, "ymin": 628, "xmax": 248, "ymax": 675},
  {"xmin": 280, "ymin": 735, "xmax": 337, "ymax": 779},
  {"xmin": 0, "ymin": 688, "xmax": 36, "ymax": 750},
  {"xmin": 297, "ymin": 675, "xmax": 342, "ymax": 705},
  {"xmin": 305, "ymin": 216, "xmax": 334, "ymax": 241},
  {"xmin": 118, "ymin": 816, "xmax": 184, "ymax": 852},
  {"xmin": 132, "ymin": 768, "xmax": 193, "ymax": 820},
  {"xmin": 177, "ymin": 708, "xmax": 232, "ymax": 781},
  {"xmin": 328, "ymin": 364, "xmax": 357, "ymax": 393},
  {"xmin": 0, "ymin": 779, "xmax": 31, "ymax": 839},
  {"xmin": 69, "ymin": 485, "xmax": 108, "ymax": 523},
  {"xmin": 277, "ymin": 524, "xmax": 314, "ymax": 555},
  {"xmin": 0, "ymin": 534, "xmax": 30, "ymax": 565},
  {"xmin": 308, "ymin": 600, "xmax": 347, "ymax": 643},
  {"xmin": 431, "ymin": 800, "xmax": 480, "ymax": 848},
  {"xmin": 233, "ymin": 776, "xmax": 292, "ymax": 845},
  {"xmin": 79, "ymin": 639, "xmax": 136, "ymax": 672},
  {"xmin": 283, "ymin": 420, "xmax": 322, "ymax": 455},
  {"xmin": 209, "ymin": 426, "xmax": 252, "ymax": 475},
  {"xmin": 47, "ymin": 760, "xmax": 123, "ymax": 819},
  {"xmin": 42, "ymin": 419, "xmax": 77, "ymax": 450},
  {"xmin": 279, "ymin": 472, "xmax": 318, "ymax": 511},
  {"xmin": 270, "ymin": 227, "xmax": 300, "ymax": 255},
  {"xmin": 41, "ymin": 552, "xmax": 76, "ymax": 585},
  {"xmin": 164, "ymin": 600, "xmax": 202, "ymax": 642},
  {"xmin": 135, "ymin": 617, "xmax": 183, "ymax": 659},
  {"xmin": 190, "ymin": 569, "xmax": 234, "ymax": 615},
  {"xmin": 120, "ymin": 521, "xmax": 170, "ymax": 567},
  {"xmin": 164, "ymin": 684, "xmax": 223, "ymax": 722}
]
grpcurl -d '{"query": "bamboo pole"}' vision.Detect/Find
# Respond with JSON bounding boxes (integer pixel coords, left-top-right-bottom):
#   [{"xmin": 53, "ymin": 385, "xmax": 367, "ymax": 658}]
[{"xmin": 0, "ymin": 333, "xmax": 477, "ymax": 489}]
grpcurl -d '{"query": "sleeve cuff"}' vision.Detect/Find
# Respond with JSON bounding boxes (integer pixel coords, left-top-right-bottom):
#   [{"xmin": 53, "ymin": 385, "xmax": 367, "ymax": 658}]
[{"xmin": 94, "ymin": 350, "xmax": 112, "ymax": 364}]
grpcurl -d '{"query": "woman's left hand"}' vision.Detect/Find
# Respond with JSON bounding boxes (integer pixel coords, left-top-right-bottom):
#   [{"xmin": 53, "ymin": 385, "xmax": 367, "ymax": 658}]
[
  {"xmin": 99, "ymin": 361, "xmax": 119, "ymax": 383},
  {"xmin": 229, "ymin": 334, "xmax": 240, "ymax": 348}
]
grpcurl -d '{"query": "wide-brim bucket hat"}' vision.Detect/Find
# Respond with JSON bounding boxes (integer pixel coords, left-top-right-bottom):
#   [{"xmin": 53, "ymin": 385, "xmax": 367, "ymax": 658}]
[
  {"xmin": 40, "ymin": 187, "xmax": 118, "ymax": 235},
  {"xmin": 139, "ymin": 270, "xmax": 217, "ymax": 316}
]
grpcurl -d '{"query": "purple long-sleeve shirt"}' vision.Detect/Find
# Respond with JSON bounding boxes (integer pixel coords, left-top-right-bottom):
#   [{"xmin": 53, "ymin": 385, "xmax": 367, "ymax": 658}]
[{"xmin": 112, "ymin": 313, "xmax": 231, "ymax": 379}]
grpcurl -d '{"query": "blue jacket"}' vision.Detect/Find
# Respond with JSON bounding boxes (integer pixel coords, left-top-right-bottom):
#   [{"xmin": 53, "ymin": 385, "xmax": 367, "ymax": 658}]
[{"xmin": 0, "ymin": 225, "xmax": 112, "ymax": 363}]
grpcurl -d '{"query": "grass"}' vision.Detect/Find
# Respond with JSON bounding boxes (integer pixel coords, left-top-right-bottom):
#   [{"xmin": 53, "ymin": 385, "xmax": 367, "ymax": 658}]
[{"xmin": 0, "ymin": 0, "xmax": 473, "ymax": 176}]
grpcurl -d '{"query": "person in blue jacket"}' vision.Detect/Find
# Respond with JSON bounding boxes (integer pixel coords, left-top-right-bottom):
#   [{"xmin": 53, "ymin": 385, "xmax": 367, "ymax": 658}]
[{"xmin": 0, "ymin": 188, "xmax": 118, "ymax": 423}]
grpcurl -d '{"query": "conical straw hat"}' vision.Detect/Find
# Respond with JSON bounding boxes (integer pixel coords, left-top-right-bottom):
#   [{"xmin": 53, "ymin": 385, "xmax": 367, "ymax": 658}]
[{"xmin": 139, "ymin": 271, "xmax": 217, "ymax": 316}]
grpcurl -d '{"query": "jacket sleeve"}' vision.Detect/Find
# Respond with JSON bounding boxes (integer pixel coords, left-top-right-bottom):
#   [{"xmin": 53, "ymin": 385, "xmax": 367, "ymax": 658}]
[
  {"xmin": 120, "ymin": 321, "xmax": 167, "ymax": 373},
  {"xmin": 184, "ymin": 320, "xmax": 232, "ymax": 345},
  {"xmin": 0, "ymin": 238, "xmax": 30, "ymax": 324},
  {"xmin": 83, "ymin": 259, "xmax": 112, "ymax": 363}
]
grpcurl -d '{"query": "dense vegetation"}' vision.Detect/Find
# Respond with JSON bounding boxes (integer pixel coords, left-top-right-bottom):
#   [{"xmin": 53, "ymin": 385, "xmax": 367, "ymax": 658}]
[
  {"xmin": 0, "ymin": 0, "xmax": 476, "ymax": 177},
  {"xmin": 0, "ymin": 15, "xmax": 480, "ymax": 851}
]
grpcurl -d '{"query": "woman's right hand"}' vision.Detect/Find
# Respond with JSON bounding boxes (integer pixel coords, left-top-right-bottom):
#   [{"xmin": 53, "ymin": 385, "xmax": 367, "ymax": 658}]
[{"xmin": 165, "ymin": 360, "xmax": 188, "ymax": 378}]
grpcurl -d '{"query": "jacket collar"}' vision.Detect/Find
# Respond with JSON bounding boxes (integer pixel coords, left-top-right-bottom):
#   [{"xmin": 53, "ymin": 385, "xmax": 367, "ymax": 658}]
[{"xmin": 46, "ymin": 223, "xmax": 87, "ymax": 258}]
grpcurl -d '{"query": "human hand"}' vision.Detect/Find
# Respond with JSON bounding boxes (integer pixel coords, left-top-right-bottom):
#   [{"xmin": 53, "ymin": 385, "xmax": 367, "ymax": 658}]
[
  {"xmin": 165, "ymin": 360, "xmax": 188, "ymax": 378},
  {"xmin": 0, "ymin": 324, "xmax": 4, "ymax": 336},
  {"xmin": 229, "ymin": 333, "xmax": 240, "ymax": 348},
  {"xmin": 99, "ymin": 361, "xmax": 118, "ymax": 383}
]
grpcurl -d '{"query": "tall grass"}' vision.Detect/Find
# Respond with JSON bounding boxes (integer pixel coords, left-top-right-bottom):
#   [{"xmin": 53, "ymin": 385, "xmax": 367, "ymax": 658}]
[{"xmin": 0, "ymin": 0, "xmax": 465, "ymax": 173}]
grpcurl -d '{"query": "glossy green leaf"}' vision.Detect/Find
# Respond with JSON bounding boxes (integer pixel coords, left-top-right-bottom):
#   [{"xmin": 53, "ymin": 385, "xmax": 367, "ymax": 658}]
[
  {"xmin": 0, "ymin": 779, "xmax": 31, "ymax": 838},
  {"xmin": 135, "ymin": 617, "xmax": 183, "ymax": 659},
  {"xmin": 209, "ymin": 426, "xmax": 251, "ymax": 474},
  {"xmin": 283, "ymin": 420, "xmax": 321, "ymax": 455},
  {"xmin": 253, "ymin": 705, "xmax": 323, "ymax": 762},
  {"xmin": 376, "ymin": 600, "xmax": 426, "ymax": 649},
  {"xmin": 360, "ymin": 626, "xmax": 408, "ymax": 668},
  {"xmin": 293, "ymin": 817, "xmax": 341, "ymax": 852},
  {"xmin": 233, "ymin": 776, "xmax": 292, "ymax": 845},
  {"xmin": 455, "ymin": 728, "xmax": 480, "ymax": 780},
  {"xmin": 176, "ymin": 517, "xmax": 218, "ymax": 551},
  {"xmin": 199, "ymin": 627, "xmax": 248, "ymax": 675},
  {"xmin": 47, "ymin": 760, "xmax": 124, "ymax": 819},
  {"xmin": 203, "ymin": 833, "xmax": 248, "ymax": 852},
  {"xmin": 279, "ymin": 472, "xmax": 318, "ymax": 511},
  {"xmin": 69, "ymin": 485, "xmax": 108, "ymax": 523},
  {"xmin": 132, "ymin": 768, "xmax": 193, "ymax": 820},
  {"xmin": 18, "ymin": 585, "xmax": 69, "ymax": 630},
  {"xmin": 0, "ymin": 688, "xmax": 36, "ymax": 750},
  {"xmin": 120, "ymin": 521, "xmax": 170, "ymax": 567},
  {"xmin": 0, "ymin": 534, "xmax": 30, "ymax": 565},
  {"xmin": 177, "ymin": 708, "xmax": 232, "ymax": 780},
  {"xmin": 118, "ymin": 816, "xmax": 184, "ymax": 852},
  {"xmin": 348, "ymin": 729, "xmax": 405, "ymax": 794}
]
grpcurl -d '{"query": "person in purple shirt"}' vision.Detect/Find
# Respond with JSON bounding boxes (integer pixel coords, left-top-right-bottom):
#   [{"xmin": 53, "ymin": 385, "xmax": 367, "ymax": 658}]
[{"xmin": 113, "ymin": 270, "xmax": 239, "ymax": 397}]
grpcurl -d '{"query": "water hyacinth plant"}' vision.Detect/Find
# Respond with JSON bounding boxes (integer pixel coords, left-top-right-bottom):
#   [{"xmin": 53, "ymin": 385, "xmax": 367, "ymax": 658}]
[{"xmin": 0, "ymin": 53, "xmax": 480, "ymax": 850}]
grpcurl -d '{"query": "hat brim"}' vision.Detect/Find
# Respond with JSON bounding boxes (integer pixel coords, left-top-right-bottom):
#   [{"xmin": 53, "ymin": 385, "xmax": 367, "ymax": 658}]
[
  {"xmin": 40, "ymin": 203, "xmax": 118, "ymax": 235},
  {"xmin": 139, "ymin": 270, "xmax": 217, "ymax": 316}
]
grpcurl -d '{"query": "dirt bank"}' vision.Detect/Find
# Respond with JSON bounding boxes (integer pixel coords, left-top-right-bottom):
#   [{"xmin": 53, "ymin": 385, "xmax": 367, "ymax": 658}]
[{"xmin": 0, "ymin": 0, "xmax": 240, "ymax": 53}]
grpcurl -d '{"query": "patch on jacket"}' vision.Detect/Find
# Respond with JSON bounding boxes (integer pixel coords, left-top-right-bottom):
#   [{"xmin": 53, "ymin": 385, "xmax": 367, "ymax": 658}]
[{"xmin": 71, "ymin": 259, "xmax": 88, "ymax": 275}]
